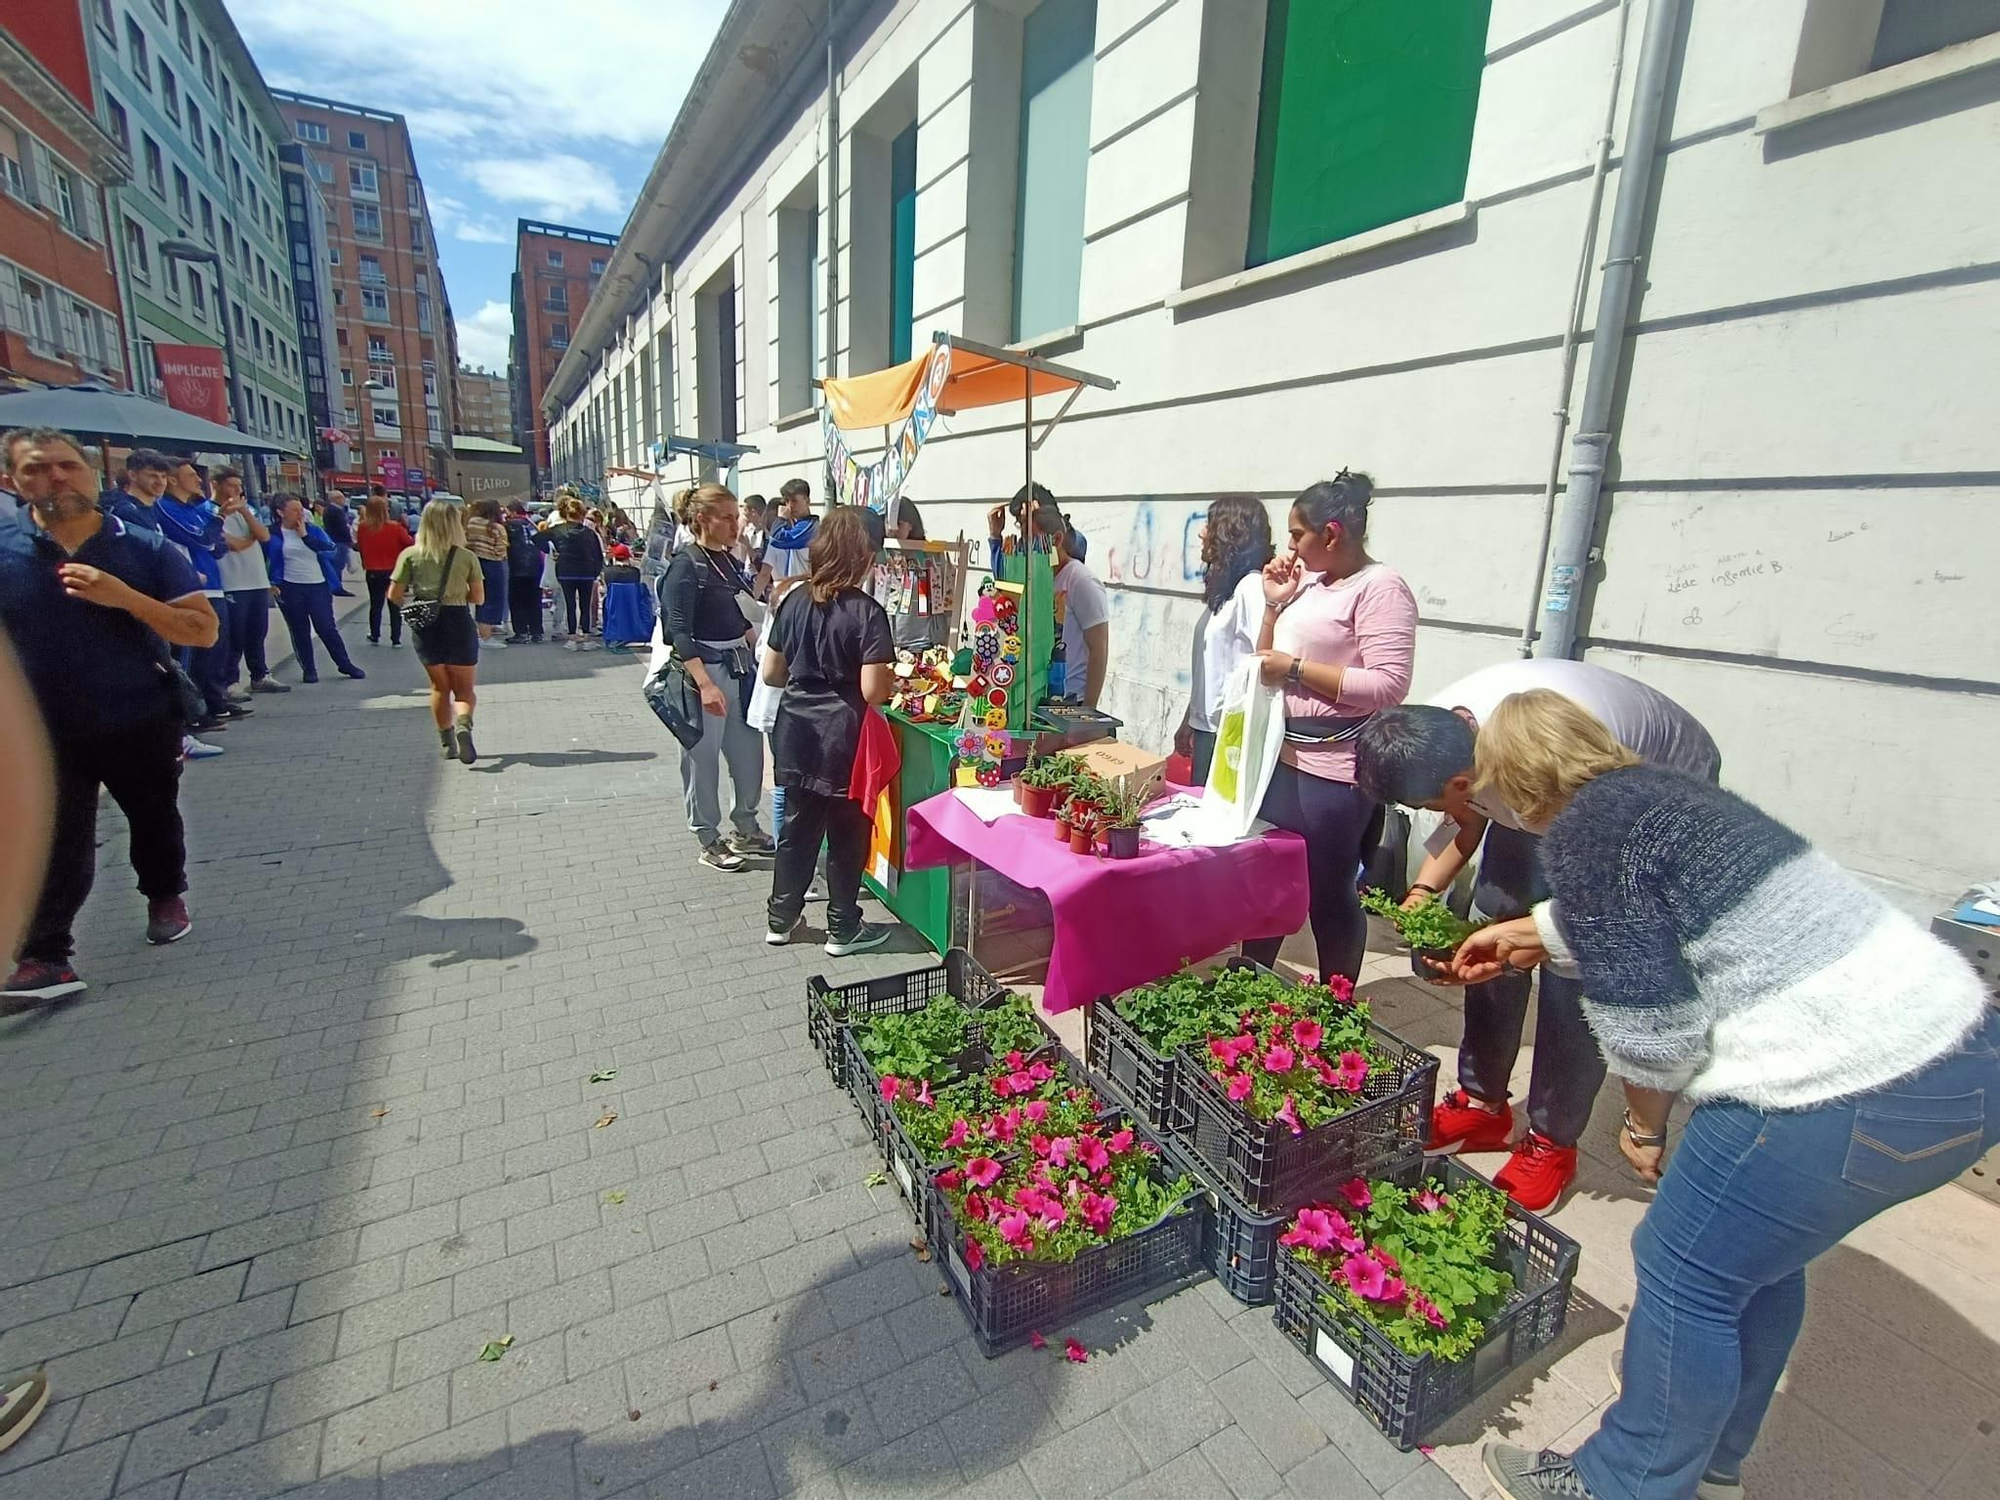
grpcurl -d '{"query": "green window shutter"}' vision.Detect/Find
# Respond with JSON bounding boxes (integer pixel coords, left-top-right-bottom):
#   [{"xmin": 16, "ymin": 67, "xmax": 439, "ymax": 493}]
[
  {"xmin": 889, "ymin": 122, "xmax": 918, "ymax": 363},
  {"xmin": 1013, "ymin": 0, "xmax": 1096, "ymax": 340},
  {"xmin": 1248, "ymin": 0, "xmax": 1491, "ymax": 268}
]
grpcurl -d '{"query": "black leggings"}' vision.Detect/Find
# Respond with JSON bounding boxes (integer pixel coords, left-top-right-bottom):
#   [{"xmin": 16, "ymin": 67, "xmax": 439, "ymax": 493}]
[
  {"xmin": 365, "ymin": 570, "xmax": 401, "ymax": 643},
  {"xmin": 560, "ymin": 579, "xmax": 595, "ymax": 635},
  {"xmin": 1241, "ymin": 761, "xmax": 1384, "ymax": 985}
]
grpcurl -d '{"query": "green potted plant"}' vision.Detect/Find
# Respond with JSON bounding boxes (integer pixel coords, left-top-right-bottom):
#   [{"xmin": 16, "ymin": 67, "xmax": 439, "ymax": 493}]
[
  {"xmin": 1067, "ymin": 803, "xmax": 1099, "ymax": 855},
  {"xmin": 1017, "ymin": 752, "xmax": 1082, "ymax": 819},
  {"xmin": 1360, "ymin": 888, "xmax": 1482, "ymax": 976},
  {"xmin": 1102, "ymin": 781, "xmax": 1144, "ymax": 859}
]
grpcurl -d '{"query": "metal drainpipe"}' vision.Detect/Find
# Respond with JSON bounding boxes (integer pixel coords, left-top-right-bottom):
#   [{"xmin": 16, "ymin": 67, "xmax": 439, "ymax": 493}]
[
  {"xmin": 824, "ymin": 0, "xmax": 841, "ymax": 389},
  {"xmin": 1534, "ymin": 0, "xmax": 1688, "ymax": 660},
  {"xmin": 1518, "ymin": 0, "xmax": 1632, "ymax": 656}
]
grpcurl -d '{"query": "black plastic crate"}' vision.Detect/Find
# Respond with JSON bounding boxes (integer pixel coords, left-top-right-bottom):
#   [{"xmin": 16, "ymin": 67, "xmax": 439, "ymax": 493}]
[
  {"xmin": 1171, "ymin": 1021, "xmax": 1438, "ymax": 1215},
  {"xmin": 1272, "ymin": 1156, "xmax": 1580, "ymax": 1450},
  {"xmin": 1083, "ymin": 995, "xmax": 1179, "ymax": 1131},
  {"xmin": 927, "ymin": 1116, "xmax": 1206, "ymax": 1357},
  {"xmin": 806, "ymin": 948, "xmax": 1005, "ymax": 1093}
]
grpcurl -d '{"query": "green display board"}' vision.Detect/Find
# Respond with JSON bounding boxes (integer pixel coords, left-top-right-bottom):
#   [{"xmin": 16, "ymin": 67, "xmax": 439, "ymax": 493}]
[{"xmin": 863, "ymin": 714, "xmax": 962, "ymax": 954}]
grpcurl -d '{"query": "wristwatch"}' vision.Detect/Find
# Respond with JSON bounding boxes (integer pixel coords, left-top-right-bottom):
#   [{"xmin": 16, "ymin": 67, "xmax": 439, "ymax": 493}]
[
  {"xmin": 1286, "ymin": 658, "xmax": 1303, "ymax": 687},
  {"xmin": 1406, "ymin": 883, "xmax": 1437, "ymax": 899},
  {"xmin": 1621, "ymin": 1109, "xmax": 1668, "ymax": 1149}
]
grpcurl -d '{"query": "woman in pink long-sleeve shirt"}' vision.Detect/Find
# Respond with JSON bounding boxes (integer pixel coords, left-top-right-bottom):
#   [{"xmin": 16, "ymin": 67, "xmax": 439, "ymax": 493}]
[{"xmin": 1242, "ymin": 473, "xmax": 1417, "ymax": 983}]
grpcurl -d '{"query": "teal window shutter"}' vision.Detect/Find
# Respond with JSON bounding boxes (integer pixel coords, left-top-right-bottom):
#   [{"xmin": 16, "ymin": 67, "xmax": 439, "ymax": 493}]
[
  {"xmin": 1248, "ymin": 0, "xmax": 1491, "ymax": 268},
  {"xmin": 1013, "ymin": 0, "xmax": 1097, "ymax": 340},
  {"xmin": 890, "ymin": 122, "xmax": 919, "ymax": 363}
]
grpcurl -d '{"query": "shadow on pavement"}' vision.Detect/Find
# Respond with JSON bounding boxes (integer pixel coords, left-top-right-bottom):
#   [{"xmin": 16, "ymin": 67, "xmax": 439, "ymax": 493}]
[{"xmin": 466, "ymin": 750, "xmax": 660, "ymax": 774}]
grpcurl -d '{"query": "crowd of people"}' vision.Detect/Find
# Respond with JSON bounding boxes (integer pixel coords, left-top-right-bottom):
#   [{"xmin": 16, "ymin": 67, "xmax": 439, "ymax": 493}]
[{"xmin": 3, "ymin": 420, "xmax": 1995, "ymax": 1500}]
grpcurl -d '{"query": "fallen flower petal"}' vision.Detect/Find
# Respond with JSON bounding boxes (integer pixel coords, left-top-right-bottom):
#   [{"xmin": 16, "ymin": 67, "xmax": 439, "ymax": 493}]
[
  {"xmin": 1029, "ymin": 1329, "xmax": 1047, "ymax": 1350},
  {"xmin": 1064, "ymin": 1339, "xmax": 1088, "ymax": 1363}
]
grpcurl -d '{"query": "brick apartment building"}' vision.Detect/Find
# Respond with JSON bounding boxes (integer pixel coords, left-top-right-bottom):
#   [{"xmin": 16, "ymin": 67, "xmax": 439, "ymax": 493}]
[
  {"xmin": 0, "ymin": 4, "xmax": 130, "ymax": 389},
  {"xmin": 454, "ymin": 364, "xmax": 511, "ymax": 444},
  {"xmin": 270, "ymin": 89, "xmax": 458, "ymax": 495},
  {"xmin": 509, "ymin": 218, "xmax": 614, "ymax": 491}
]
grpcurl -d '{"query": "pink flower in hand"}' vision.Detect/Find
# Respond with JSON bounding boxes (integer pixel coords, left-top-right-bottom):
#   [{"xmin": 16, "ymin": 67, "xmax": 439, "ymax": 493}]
[
  {"xmin": 1339, "ymin": 1179, "xmax": 1372, "ymax": 1211},
  {"xmin": 1064, "ymin": 1338, "xmax": 1088, "ymax": 1364},
  {"xmin": 1292, "ymin": 1019, "xmax": 1323, "ymax": 1052},
  {"xmin": 1275, "ymin": 1094, "xmax": 1302, "ymax": 1135},
  {"xmin": 965, "ymin": 1156, "xmax": 1003, "ymax": 1189},
  {"xmin": 943, "ymin": 1118, "xmax": 970, "ymax": 1150},
  {"xmin": 1335, "ymin": 1051, "xmax": 1369, "ymax": 1091},
  {"xmin": 1029, "ymin": 1329, "xmax": 1047, "ymax": 1350},
  {"xmin": 1024, "ymin": 1099, "xmax": 1050, "ymax": 1124},
  {"xmin": 1106, "ymin": 1128, "xmax": 1135, "ymax": 1154},
  {"xmin": 1226, "ymin": 1072, "xmax": 1255, "ymax": 1103},
  {"xmin": 879, "ymin": 1075, "xmax": 901, "ymax": 1103},
  {"xmin": 1262, "ymin": 1045, "xmax": 1296, "ymax": 1075},
  {"xmin": 964, "ymin": 1238, "xmax": 984, "ymax": 1272}
]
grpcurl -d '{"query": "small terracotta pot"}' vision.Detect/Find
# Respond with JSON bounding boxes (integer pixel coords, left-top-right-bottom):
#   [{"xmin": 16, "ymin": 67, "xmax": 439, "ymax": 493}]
[
  {"xmin": 1012, "ymin": 776, "xmax": 1024, "ymax": 806},
  {"xmin": 1069, "ymin": 826, "xmax": 1096, "ymax": 855},
  {"xmin": 1020, "ymin": 782, "xmax": 1057, "ymax": 818},
  {"xmin": 1054, "ymin": 814, "xmax": 1074, "ymax": 844}
]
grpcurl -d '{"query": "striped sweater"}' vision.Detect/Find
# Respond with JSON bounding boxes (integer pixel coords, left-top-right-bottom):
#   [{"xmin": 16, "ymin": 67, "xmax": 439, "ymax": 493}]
[{"xmin": 1531, "ymin": 766, "xmax": 1988, "ymax": 1109}]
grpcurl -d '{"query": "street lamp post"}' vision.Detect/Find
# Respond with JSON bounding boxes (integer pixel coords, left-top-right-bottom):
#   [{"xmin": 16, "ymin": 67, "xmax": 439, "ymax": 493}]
[{"xmin": 157, "ymin": 239, "xmax": 259, "ymax": 499}]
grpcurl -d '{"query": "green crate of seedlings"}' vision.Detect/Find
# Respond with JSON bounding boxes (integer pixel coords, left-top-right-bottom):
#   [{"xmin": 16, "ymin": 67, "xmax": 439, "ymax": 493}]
[
  {"xmin": 804, "ymin": 948, "xmax": 1004, "ymax": 1092},
  {"xmin": 1360, "ymin": 887, "xmax": 1484, "ymax": 977}
]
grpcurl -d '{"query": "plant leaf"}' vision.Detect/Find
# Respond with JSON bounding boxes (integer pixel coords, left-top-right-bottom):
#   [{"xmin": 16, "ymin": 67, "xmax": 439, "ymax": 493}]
[
  {"xmin": 593, "ymin": 1112, "xmax": 618, "ymax": 1130},
  {"xmin": 603, "ymin": 1190, "xmax": 627, "ymax": 1206},
  {"xmin": 864, "ymin": 1169, "xmax": 889, "ymax": 1188},
  {"xmin": 477, "ymin": 1335, "xmax": 515, "ymax": 1362},
  {"xmin": 588, "ymin": 1069, "xmax": 618, "ymax": 1083},
  {"xmin": 909, "ymin": 1236, "xmax": 932, "ymax": 1264}
]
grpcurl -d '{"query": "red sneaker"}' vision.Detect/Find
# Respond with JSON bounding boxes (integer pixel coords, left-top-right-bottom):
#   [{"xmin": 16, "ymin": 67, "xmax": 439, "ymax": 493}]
[
  {"xmin": 1494, "ymin": 1132, "xmax": 1578, "ymax": 1211},
  {"xmin": 1429, "ymin": 1089, "xmax": 1514, "ymax": 1154},
  {"xmin": 145, "ymin": 897, "xmax": 192, "ymax": 945}
]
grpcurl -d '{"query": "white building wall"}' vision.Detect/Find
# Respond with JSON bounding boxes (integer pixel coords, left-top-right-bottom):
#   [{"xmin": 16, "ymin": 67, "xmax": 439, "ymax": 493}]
[{"xmin": 556, "ymin": 0, "xmax": 2000, "ymax": 911}]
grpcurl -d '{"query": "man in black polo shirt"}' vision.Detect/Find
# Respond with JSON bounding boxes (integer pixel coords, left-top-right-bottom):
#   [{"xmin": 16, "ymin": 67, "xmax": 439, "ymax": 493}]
[{"xmin": 0, "ymin": 428, "xmax": 219, "ymax": 1002}]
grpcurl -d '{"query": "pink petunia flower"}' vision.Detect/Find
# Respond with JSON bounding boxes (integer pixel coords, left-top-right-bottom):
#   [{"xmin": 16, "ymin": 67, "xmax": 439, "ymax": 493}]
[
  {"xmin": 1275, "ymin": 1094, "xmax": 1302, "ymax": 1135},
  {"xmin": 1328, "ymin": 1210, "xmax": 1364, "ymax": 1253},
  {"xmin": 1342, "ymin": 1252, "xmax": 1390, "ymax": 1301},
  {"xmin": 1410, "ymin": 1292, "xmax": 1447, "ymax": 1330},
  {"xmin": 1031, "ymin": 1134, "xmax": 1053, "ymax": 1159},
  {"xmin": 1024, "ymin": 1099, "xmax": 1050, "ymax": 1124},
  {"xmin": 997, "ymin": 1209, "xmax": 1035, "ymax": 1249},
  {"xmin": 1079, "ymin": 1190, "xmax": 1117, "ymax": 1234},
  {"xmin": 1226, "ymin": 1073, "xmax": 1255, "ymax": 1103},
  {"xmin": 879, "ymin": 1075, "xmax": 901, "ymax": 1103},
  {"xmin": 915, "ymin": 1079, "xmax": 935, "ymax": 1108},
  {"xmin": 1270, "ymin": 1001, "xmax": 1292, "ymax": 1017},
  {"xmin": 1047, "ymin": 1137, "xmax": 1076, "ymax": 1169},
  {"xmin": 1413, "ymin": 1187, "xmax": 1446, "ymax": 1213},
  {"xmin": 1339, "ymin": 1179, "xmax": 1372, "ymax": 1211},
  {"xmin": 943, "ymin": 1118, "xmax": 970, "ymax": 1150},
  {"xmin": 1007, "ymin": 1071, "xmax": 1036, "ymax": 1095},
  {"xmin": 964, "ymin": 1238, "xmax": 984, "ymax": 1272},
  {"xmin": 1064, "ymin": 1338, "xmax": 1088, "ymax": 1364},
  {"xmin": 1209, "ymin": 1037, "xmax": 1235, "ymax": 1063},
  {"xmin": 1077, "ymin": 1136, "xmax": 1110, "ymax": 1173},
  {"xmin": 1311, "ymin": 1055, "xmax": 1339, "ymax": 1088},
  {"xmin": 1217, "ymin": 1033, "xmax": 1258, "ymax": 1065},
  {"xmin": 1328, "ymin": 974, "xmax": 1355, "ymax": 1003},
  {"xmin": 1280, "ymin": 1207, "xmax": 1340, "ymax": 1252},
  {"xmin": 936, "ymin": 1168, "xmax": 964, "ymax": 1191},
  {"xmin": 1263, "ymin": 1044, "xmax": 1296, "ymax": 1075},
  {"xmin": 1029, "ymin": 1329, "xmax": 1047, "ymax": 1350},
  {"xmin": 1027, "ymin": 1060, "xmax": 1054, "ymax": 1083},
  {"xmin": 990, "ymin": 1110, "xmax": 1020, "ymax": 1144},
  {"xmin": 965, "ymin": 1156, "xmax": 1003, "ymax": 1189},
  {"xmin": 991, "ymin": 1073, "xmax": 1015, "ymax": 1099},
  {"xmin": 1005, "ymin": 1050, "xmax": 1025, "ymax": 1071},
  {"xmin": 1292, "ymin": 1019, "xmax": 1323, "ymax": 1052},
  {"xmin": 964, "ymin": 1192, "xmax": 988, "ymax": 1220},
  {"xmin": 1335, "ymin": 1051, "xmax": 1368, "ymax": 1091},
  {"xmin": 1380, "ymin": 1274, "xmax": 1407, "ymax": 1304},
  {"xmin": 1106, "ymin": 1128, "xmax": 1135, "ymax": 1154},
  {"xmin": 1036, "ymin": 1197, "xmax": 1067, "ymax": 1228}
]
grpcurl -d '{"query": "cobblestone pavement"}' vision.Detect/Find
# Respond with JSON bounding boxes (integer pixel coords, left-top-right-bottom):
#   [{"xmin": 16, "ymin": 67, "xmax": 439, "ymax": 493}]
[{"xmin": 1, "ymin": 603, "xmax": 1995, "ymax": 1500}]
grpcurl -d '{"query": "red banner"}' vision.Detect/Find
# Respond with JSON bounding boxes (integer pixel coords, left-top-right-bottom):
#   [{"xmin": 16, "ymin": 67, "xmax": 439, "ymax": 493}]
[{"xmin": 154, "ymin": 344, "xmax": 229, "ymax": 425}]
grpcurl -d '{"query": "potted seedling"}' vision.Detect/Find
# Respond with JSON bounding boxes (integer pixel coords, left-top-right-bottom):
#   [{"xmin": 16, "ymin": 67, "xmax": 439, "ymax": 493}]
[
  {"xmin": 1068, "ymin": 804, "xmax": 1100, "ymax": 855},
  {"xmin": 1017, "ymin": 753, "xmax": 1082, "ymax": 819},
  {"xmin": 1102, "ymin": 781, "xmax": 1144, "ymax": 859},
  {"xmin": 1360, "ymin": 888, "xmax": 1482, "ymax": 976}
]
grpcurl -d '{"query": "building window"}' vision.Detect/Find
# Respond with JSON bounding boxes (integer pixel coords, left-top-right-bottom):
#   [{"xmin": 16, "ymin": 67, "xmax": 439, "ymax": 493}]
[
  {"xmin": 361, "ymin": 286, "xmax": 390, "ymax": 321},
  {"xmin": 314, "ymin": 160, "xmax": 332, "ymax": 185},
  {"xmin": 353, "ymin": 203, "xmax": 382, "ymax": 239},
  {"xmin": 328, "ymin": 244, "xmax": 340, "ymax": 265},
  {"xmin": 124, "ymin": 216, "xmax": 151, "ymax": 282},
  {"xmin": 546, "ymin": 248, "xmax": 563, "ymax": 268},
  {"xmin": 175, "ymin": 2, "xmax": 190, "ymax": 55},
  {"xmin": 189, "ymin": 268, "xmax": 206, "ymax": 316},
  {"xmin": 1013, "ymin": 0, "xmax": 1096, "ymax": 339},
  {"xmin": 173, "ymin": 165, "xmax": 191, "ymax": 221},
  {"xmin": 143, "ymin": 134, "xmax": 165, "ymax": 196},
  {"xmin": 776, "ymin": 190, "xmax": 820, "ymax": 411},
  {"xmin": 232, "ymin": 305, "xmax": 245, "ymax": 340},
  {"xmin": 340, "ymin": 367, "xmax": 353, "ymax": 385},
  {"xmin": 160, "ymin": 62, "xmax": 180, "ymax": 122},
  {"xmin": 127, "ymin": 20, "xmax": 151, "ymax": 86},
  {"xmin": 15, "ymin": 273, "xmax": 53, "ymax": 354},
  {"xmin": 229, "ymin": 156, "xmax": 242, "ymax": 202},
  {"xmin": 590, "ymin": 257, "xmax": 607, "ymax": 275},
  {"xmin": 186, "ymin": 99, "xmax": 200, "ymax": 147},
  {"xmin": 103, "ymin": 95, "xmax": 131, "ymax": 153},
  {"xmin": 889, "ymin": 121, "xmax": 918, "ymax": 363},
  {"xmin": 0, "ymin": 123, "xmax": 27, "ymax": 203},
  {"xmin": 296, "ymin": 120, "xmax": 328, "ymax": 144},
  {"xmin": 1245, "ymin": 0, "xmax": 1489, "ymax": 268},
  {"xmin": 162, "ymin": 253, "xmax": 181, "ymax": 301},
  {"xmin": 220, "ymin": 214, "xmax": 234, "ymax": 261},
  {"xmin": 199, "ymin": 193, "xmax": 213, "ymax": 240},
  {"xmin": 410, "ymin": 221, "xmax": 425, "ymax": 255},
  {"xmin": 94, "ymin": 0, "xmax": 114, "ymax": 36},
  {"xmin": 348, "ymin": 159, "xmax": 378, "ymax": 197},
  {"xmin": 549, "ymin": 321, "xmax": 569, "ymax": 349},
  {"xmin": 199, "ymin": 38, "xmax": 212, "ymax": 90},
  {"xmin": 347, "ymin": 129, "xmax": 367, "ymax": 150},
  {"xmin": 544, "ymin": 284, "xmax": 568, "ymax": 313},
  {"xmin": 1788, "ymin": 0, "xmax": 2000, "ymax": 94},
  {"xmin": 358, "ymin": 253, "xmax": 384, "ymax": 284}
]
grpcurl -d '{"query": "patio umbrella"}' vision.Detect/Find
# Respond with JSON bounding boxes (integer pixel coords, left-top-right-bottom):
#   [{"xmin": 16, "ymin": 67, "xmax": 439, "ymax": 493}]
[{"xmin": 0, "ymin": 381, "xmax": 292, "ymax": 454}]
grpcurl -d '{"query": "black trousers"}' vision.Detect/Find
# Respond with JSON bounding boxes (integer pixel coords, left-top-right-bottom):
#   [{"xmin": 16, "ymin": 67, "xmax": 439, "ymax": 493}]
[
  {"xmin": 365, "ymin": 570, "xmax": 401, "ymax": 644},
  {"xmin": 768, "ymin": 785, "xmax": 869, "ymax": 939},
  {"xmin": 560, "ymin": 579, "xmax": 596, "ymax": 635},
  {"xmin": 1241, "ymin": 760, "xmax": 1383, "ymax": 985},
  {"xmin": 508, "ymin": 575, "xmax": 543, "ymax": 638},
  {"xmin": 21, "ymin": 718, "xmax": 188, "ymax": 964}
]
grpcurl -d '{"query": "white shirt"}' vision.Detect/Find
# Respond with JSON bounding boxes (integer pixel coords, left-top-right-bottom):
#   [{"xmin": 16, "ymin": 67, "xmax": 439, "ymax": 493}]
[
  {"xmin": 1054, "ymin": 557, "xmax": 1110, "ymax": 698},
  {"xmin": 277, "ymin": 530, "xmax": 325, "ymax": 584},
  {"xmin": 217, "ymin": 510, "xmax": 269, "ymax": 591},
  {"xmin": 1435, "ymin": 658, "xmax": 1720, "ymax": 830},
  {"xmin": 1188, "ymin": 571, "xmax": 1265, "ymax": 731}
]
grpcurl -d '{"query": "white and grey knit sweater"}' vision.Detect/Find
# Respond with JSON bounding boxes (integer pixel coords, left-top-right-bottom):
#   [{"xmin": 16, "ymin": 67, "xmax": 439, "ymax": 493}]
[{"xmin": 1531, "ymin": 766, "xmax": 1988, "ymax": 1110}]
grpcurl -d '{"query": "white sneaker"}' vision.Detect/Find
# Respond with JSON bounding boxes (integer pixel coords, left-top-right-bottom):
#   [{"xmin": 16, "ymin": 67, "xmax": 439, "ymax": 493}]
[
  {"xmin": 225, "ymin": 684, "xmax": 252, "ymax": 702},
  {"xmin": 486, "ymin": 636, "xmax": 509, "ymax": 649},
  {"xmin": 181, "ymin": 735, "xmax": 225, "ymax": 760},
  {"xmin": 562, "ymin": 640, "xmax": 580, "ymax": 652}
]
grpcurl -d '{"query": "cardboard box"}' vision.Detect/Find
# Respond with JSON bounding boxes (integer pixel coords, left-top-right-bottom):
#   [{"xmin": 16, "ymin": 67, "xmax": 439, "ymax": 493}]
[{"xmin": 1078, "ymin": 740, "xmax": 1166, "ymax": 801}]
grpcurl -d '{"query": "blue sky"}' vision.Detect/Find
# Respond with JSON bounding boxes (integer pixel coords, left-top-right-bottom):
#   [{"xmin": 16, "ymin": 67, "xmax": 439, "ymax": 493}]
[{"xmin": 231, "ymin": 0, "xmax": 731, "ymax": 372}]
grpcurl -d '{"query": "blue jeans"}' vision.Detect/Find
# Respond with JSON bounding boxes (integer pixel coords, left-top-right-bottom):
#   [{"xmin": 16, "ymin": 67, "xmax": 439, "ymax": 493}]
[
  {"xmin": 227, "ymin": 587, "xmax": 272, "ymax": 683},
  {"xmin": 1575, "ymin": 1008, "xmax": 2000, "ymax": 1500},
  {"xmin": 276, "ymin": 580, "xmax": 357, "ymax": 678},
  {"xmin": 188, "ymin": 593, "xmax": 234, "ymax": 713}
]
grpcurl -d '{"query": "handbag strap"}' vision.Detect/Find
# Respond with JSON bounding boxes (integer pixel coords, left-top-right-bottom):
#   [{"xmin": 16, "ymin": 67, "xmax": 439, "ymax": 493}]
[{"xmin": 417, "ymin": 546, "xmax": 459, "ymax": 604}]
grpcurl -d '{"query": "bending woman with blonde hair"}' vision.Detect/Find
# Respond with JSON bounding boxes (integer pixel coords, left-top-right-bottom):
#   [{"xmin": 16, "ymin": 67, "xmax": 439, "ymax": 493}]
[
  {"xmin": 1452, "ymin": 690, "xmax": 1998, "ymax": 1500},
  {"xmin": 387, "ymin": 503, "xmax": 485, "ymax": 764}
]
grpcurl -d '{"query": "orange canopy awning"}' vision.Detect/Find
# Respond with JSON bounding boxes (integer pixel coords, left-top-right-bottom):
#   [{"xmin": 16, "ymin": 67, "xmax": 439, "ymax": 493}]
[{"xmin": 821, "ymin": 344, "xmax": 1085, "ymax": 431}]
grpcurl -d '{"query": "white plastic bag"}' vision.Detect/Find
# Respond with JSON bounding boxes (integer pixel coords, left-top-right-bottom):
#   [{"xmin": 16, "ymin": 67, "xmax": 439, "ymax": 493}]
[{"xmin": 1202, "ymin": 658, "xmax": 1284, "ymax": 841}]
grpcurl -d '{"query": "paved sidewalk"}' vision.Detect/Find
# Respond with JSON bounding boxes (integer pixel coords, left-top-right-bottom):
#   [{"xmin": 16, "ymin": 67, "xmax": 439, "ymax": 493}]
[{"xmin": 0, "ymin": 636, "xmax": 1993, "ymax": 1499}]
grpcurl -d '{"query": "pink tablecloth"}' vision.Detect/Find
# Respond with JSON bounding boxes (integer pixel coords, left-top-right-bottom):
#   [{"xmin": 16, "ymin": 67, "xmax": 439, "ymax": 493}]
[{"xmin": 904, "ymin": 792, "xmax": 1309, "ymax": 1013}]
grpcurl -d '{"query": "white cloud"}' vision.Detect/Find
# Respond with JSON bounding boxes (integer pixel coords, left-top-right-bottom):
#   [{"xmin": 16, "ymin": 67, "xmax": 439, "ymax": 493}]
[
  {"xmin": 456, "ymin": 300, "xmax": 513, "ymax": 373},
  {"xmin": 236, "ymin": 0, "xmax": 728, "ymax": 150},
  {"xmin": 464, "ymin": 155, "xmax": 627, "ymax": 222}
]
